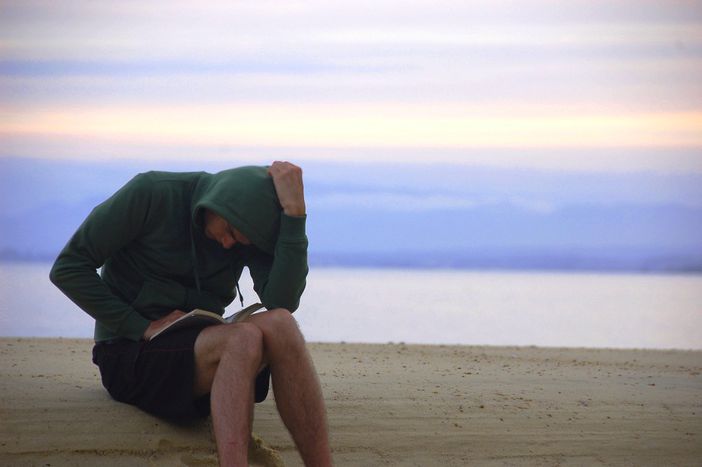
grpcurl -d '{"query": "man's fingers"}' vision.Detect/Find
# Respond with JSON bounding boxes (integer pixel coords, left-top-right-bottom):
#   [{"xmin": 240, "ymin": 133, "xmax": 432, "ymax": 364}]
[
  {"xmin": 268, "ymin": 161, "xmax": 303, "ymax": 185},
  {"xmin": 269, "ymin": 160, "xmax": 301, "ymax": 173},
  {"xmin": 143, "ymin": 310, "xmax": 187, "ymax": 340},
  {"xmin": 169, "ymin": 309, "xmax": 187, "ymax": 320},
  {"xmin": 267, "ymin": 161, "xmax": 305, "ymax": 216}
]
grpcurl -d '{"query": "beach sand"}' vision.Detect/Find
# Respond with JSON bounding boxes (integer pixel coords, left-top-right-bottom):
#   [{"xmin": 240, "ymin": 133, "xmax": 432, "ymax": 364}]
[{"xmin": 1, "ymin": 338, "xmax": 700, "ymax": 466}]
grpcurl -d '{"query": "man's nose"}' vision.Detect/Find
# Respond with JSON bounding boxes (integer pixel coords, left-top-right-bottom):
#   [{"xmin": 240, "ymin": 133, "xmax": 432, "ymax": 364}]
[{"xmin": 221, "ymin": 236, "xmax": 236, "ymax": 249}]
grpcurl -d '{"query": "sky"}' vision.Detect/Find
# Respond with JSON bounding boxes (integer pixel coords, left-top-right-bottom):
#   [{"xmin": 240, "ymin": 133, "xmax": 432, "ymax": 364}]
[{"xmin": 1, "ymin": 0, "xmax": 701, "ymax": 172}]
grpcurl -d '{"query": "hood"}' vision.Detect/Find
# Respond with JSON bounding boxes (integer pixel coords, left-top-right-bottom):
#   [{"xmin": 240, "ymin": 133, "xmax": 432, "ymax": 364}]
[{"xmin": 191, "ymin": 166, "xmax": 281, "ymax": 255}]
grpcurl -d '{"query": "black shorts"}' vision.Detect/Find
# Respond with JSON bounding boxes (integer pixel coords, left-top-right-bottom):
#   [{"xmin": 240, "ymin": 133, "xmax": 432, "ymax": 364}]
[{"xmin": 92, "ymin": 327, "xmax": 271, "ymax": 420}]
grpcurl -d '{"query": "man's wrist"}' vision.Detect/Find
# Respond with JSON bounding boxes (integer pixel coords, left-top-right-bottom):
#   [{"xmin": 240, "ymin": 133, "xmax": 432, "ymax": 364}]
[
  {"xmin": 283, "ymin": 203, "xmax": 306, "ymax": 217},
  {"xmin": 279, "ymin": 212, "xmax": 307, "ymax": 241}
]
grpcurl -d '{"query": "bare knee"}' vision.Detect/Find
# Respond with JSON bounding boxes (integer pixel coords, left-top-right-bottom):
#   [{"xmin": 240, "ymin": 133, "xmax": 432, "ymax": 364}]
[
  {"xmin": 251, "ymin": 308, "xmax": 299, "ymax": 337},
  {"xmin": 197, "ymin": 322, "xmax": 264, "ymax": 367},
  {"xmin": 193, "ymin": 323, "xmax": 264, "ymax": 396},
  {"xmin": 222, "ymin": 322, "xmax": 264, "ymax": 365},
  {"xmin": 247, "ymin": 309, "xmax": 307, "ymax": 363}
]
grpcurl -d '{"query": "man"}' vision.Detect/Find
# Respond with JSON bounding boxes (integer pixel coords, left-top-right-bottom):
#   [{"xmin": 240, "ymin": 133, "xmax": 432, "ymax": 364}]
[{"xmin": 50, "ymin": 161, "xmax": 332, "ymax": 466}]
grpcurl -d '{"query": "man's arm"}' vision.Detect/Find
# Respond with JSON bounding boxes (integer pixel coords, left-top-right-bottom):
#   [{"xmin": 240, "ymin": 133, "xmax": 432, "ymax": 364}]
[
  {"xmin": 247, "ymin": 162, "xmax": 309, "ymax": 311},
  {"xmin": 49, "ymin": 174, "xmax": 153, "ymax": 340}
]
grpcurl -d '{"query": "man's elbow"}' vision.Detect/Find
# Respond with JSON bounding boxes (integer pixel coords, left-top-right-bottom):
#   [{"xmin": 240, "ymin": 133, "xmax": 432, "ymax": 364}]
[
  {"xmin": 49, "ymin": 257, "xmax": 67, "ymax": 288},
  {"xmin": 49, "ymin": 261, "xmax": 60, "ymax": 286},
  {"xmin": 262, "ymin": 297, "xmax": 299, "ymax": 314}
]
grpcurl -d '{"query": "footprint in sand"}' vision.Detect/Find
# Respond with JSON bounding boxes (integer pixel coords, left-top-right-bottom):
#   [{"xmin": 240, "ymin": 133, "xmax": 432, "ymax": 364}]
[
  {"xmin": 175, "ymin": 432, "xmax": 283, "ymax": 467},
  {"xmin": 249, "ymin": 432, "xmax": 285, "ymax": 467},
  {"xmin": 180, "ymin": 452, "xmax": 219, "ymax": 466}
]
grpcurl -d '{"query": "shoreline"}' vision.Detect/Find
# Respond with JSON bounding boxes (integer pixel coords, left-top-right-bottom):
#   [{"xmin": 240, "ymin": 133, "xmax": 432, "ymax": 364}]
[
  {"xmin": 3, "ymin": 257, "xmax": 702, "ymax": 276},
  {"xmin": 1, "ymin": 338, "xmax": 701, "ymax": 466}
]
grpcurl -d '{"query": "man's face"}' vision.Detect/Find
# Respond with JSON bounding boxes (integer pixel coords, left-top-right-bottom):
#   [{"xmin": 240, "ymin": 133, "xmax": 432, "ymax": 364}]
[{"xmin": 203, "ymin": 210, "xmax": 252, "ymax": 249}]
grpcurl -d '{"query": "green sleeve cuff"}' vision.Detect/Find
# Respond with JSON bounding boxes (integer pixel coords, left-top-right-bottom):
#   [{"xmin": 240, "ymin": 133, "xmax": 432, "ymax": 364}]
[
  {"xmin": 279, "ymin": 213, "xmax": 307, "ymax": 242},
  {"xmin": 117, "ymin": 309, "xmax": 151, "ymax": 341}
]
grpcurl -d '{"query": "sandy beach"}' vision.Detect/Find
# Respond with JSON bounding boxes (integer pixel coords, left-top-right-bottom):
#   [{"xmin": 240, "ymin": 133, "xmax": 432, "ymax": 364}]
[{"xmin": 1, "ymin": 338, "xmax": 700, "ymax": 466}]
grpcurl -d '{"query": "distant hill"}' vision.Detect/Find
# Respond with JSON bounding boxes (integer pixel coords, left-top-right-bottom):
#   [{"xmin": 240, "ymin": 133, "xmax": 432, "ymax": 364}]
[{"xmin": 1, "ymin": 157, "xmax": 701, "ymax": 273}]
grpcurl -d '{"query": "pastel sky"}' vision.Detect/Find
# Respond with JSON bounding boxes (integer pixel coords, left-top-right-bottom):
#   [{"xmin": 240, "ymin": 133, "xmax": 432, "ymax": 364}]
[{"xmin": 1, "ymin": 0, "xmax": 701, "ymax": 172}]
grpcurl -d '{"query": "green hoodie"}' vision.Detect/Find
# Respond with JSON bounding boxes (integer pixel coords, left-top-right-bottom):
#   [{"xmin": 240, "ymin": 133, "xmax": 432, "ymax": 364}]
[{"xmin": 50, "ymin": 166, "xmax": 308, "ymax": 342}]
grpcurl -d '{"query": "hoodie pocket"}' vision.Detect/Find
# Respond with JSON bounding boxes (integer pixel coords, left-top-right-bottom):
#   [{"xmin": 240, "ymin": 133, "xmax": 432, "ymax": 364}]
[{"xmin": 131, "ymin": 279, "xmax": 187, "ymax": 319}]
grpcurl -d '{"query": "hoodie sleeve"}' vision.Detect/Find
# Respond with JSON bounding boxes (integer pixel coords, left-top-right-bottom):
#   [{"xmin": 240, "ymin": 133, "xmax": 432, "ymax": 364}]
[
  {"xmin": 49, "ymin": 174, "xmax": 152, "ymax": 340},
  {"xmin": 247, "ymin": 213, "xmax": 308, "ymax": 312}
]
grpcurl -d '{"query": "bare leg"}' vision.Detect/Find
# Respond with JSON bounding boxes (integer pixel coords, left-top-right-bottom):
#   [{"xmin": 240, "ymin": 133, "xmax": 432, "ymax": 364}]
[
  {"xmin": 194, "ymin": 322, "xmax": 264, "ymax": 466},
  {"xmin": 248, "ymin": 309, "xmax": 333, "ymax": 467},
  {"xmin": 193, "ymin": 309, "xmax": 332, "ymax": 466}
]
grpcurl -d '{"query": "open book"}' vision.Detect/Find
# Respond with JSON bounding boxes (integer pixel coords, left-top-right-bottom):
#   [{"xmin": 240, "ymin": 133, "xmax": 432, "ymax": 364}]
[{"xmin": 148, "ymin": 303, "xmax": 265, "ymax": 340}]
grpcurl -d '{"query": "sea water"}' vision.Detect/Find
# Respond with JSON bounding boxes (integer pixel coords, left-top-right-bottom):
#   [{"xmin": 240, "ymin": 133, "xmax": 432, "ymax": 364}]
[{"xmin": 1, "ymin": 262, "xmax": 701, "ymax": 350}]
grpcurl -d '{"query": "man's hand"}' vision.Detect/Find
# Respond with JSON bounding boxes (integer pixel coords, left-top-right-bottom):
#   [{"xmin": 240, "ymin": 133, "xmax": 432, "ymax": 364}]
[
  {"xmin": 143, "ymin": 309, "xmax": 187, "ymax": 340},
  {"xmin": 268, "ymin": 161, "xmax": 306, "ymax": 217}
]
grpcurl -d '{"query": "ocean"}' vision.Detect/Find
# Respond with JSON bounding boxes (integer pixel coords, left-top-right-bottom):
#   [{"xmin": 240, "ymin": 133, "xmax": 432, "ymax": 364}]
[{"xmin": 1, "ymin": 262, "xmax": 701, "ymax": 350}]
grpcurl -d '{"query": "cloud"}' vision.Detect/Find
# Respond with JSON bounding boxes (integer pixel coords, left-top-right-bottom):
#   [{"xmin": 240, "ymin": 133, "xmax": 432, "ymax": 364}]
[
  {"xmin": 3, "ymin": 1, "xmax": 701, "ymax": 58},
  {"xmin": 3, "ymin": 1, "xmax": 701, "ymax": 110},
  {"xmin": 310, "ymin": 191, "xmax": 561, "ymax": 214},
  {"xmin": 311, "ymin": 188, "xmax": 697, "ymax": 214},
  {"xmin": 311, "ymin": 192, "xmax": 481, "ymax": 211},
  {"xmin": 1, "ymin": 0, "xmax": 701, "ymax": 172},
  {"xmin": 0, "ymin": 59, "xmax": 362, "ymax": 77},
  {"xmin": 3, "ymin": 103, "xmax": 701, "ymax": 154}
]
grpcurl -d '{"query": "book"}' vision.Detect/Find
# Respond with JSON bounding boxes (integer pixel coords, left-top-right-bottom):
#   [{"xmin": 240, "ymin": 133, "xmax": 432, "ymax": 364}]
[{"xmin": 148, "ymin": 303, "xmax": 265, "ymax": 340}]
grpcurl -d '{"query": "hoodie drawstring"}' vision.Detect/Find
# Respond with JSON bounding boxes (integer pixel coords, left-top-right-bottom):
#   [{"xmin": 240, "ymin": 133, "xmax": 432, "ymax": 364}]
[
  {"xmin": 190, "ymin": 222, "xmax": 202, "ymax": 294},
  {"xmin": 236, "ymin": 281, "xmax": 244, "ymax": 307}
]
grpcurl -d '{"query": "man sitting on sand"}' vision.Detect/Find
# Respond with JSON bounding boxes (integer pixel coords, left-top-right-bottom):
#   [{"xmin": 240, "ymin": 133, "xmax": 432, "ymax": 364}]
[{"xmin": 50, "ymin": 161, "xmax": 332, "ymax": 466}]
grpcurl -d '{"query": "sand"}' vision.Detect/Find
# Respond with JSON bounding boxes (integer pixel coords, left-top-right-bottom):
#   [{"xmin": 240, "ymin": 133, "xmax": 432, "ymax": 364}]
[{"xmin": 1, "ymin": 338, "xmax": 700, "ymax": 466}]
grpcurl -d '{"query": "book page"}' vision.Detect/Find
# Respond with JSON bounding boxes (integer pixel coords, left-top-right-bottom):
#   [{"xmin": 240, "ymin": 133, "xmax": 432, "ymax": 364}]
[
  {"xmin": 225, "ymin": 303, "xmax": 265, "ymax": 324},
  {"xmin": 149, "ymin": 310, "xmax": 224, "ymax": 340}
]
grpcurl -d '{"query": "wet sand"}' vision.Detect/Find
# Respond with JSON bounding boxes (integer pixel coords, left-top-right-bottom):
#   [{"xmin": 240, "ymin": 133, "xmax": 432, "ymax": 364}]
[{"xmin": 1, "ymin": 338, "xmax": 700, "ymax": 466}]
